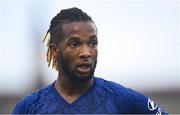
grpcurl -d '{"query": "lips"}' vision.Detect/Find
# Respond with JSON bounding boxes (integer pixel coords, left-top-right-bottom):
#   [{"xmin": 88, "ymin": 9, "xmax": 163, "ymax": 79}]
[{"xmin": 76, "ymin": 63, "xmax": 91, "ymax": 74}]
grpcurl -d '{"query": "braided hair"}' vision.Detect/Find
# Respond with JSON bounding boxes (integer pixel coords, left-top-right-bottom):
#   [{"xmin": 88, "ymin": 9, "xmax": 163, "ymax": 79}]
[{"xmin": 43, "ymin": 7, "xmax": 94, "ymax": 70}]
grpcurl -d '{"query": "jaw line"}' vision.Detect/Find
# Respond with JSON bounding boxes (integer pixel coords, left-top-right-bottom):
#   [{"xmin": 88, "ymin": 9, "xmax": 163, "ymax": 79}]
[{"xmin": 59, "ymin": 52, "xmax": 97, "ymax": 83}]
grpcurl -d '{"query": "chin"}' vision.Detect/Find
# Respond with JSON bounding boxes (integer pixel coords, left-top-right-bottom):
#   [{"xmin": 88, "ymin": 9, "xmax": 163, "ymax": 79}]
[{"xmin": 69, "ymin": 73, "xmax": 93, "ymax": 83}]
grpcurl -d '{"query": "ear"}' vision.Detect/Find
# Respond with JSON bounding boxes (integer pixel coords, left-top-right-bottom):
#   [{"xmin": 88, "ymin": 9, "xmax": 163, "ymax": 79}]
[{"xmin": 49, "ymin": 43, "xmax": 59, "ymax": 59}]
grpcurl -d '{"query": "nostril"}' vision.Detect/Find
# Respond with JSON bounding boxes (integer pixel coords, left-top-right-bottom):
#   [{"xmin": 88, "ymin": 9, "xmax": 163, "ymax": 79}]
[{"xmin": 79, "ymin": 53, "xmax": 91, "ymax": 59}]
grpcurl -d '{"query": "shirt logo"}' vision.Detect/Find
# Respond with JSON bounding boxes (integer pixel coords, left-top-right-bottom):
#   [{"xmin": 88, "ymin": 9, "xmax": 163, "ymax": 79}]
[{"xmin": 148, "ymin": 98, "xmax": 158, "ymax": 111}]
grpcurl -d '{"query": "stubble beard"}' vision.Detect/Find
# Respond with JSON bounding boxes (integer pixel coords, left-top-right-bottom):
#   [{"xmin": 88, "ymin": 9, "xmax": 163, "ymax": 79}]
[{"xmin": 59, "ymin": 54, "xmax": 97, "ymax": 83}]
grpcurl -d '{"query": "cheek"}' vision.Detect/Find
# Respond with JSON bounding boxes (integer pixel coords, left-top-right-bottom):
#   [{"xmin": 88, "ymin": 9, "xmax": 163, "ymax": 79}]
[
  {"xmin": 63, "ymin": 50, "xmax": 77, "ymax": 65},
  {"xmin": 92, "ymin": 48, "xmax": 98, "ymax": 58}
]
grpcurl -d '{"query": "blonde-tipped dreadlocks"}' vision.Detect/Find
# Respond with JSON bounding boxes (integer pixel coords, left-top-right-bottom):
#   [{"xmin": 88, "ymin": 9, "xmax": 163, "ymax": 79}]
[
  {"xmin": 43, "ymin": 7, "xmax": 94, "ymax": 71},
  {"xmin": 43, "ymin": 32, "xmax": 59, "ymax": 70}
]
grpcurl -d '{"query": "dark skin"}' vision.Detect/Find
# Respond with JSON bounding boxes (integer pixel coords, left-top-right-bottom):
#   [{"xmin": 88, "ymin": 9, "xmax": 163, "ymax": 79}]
[{"xmin": 50, "ymin": 21, "xmax": 98, "ymax": 104}]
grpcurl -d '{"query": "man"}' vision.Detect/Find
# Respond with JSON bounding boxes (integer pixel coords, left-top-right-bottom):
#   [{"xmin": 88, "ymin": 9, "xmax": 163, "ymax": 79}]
[{"xmin": 12, "ymin": 7, "xmax": 167, "ymax": 114}]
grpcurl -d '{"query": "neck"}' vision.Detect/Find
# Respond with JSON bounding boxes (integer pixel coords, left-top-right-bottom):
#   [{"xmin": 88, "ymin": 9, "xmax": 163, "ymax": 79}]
[{"xmin": 55, "ymin": 72, "xmax": 94, "ymax": 96}]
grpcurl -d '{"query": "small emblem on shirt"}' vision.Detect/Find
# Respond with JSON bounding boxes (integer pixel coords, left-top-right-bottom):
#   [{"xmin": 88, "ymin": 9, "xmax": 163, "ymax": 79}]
[
  {"xmin": 156, "ymin": 108, "xmax": 163, "ymax": 115},
  {"xmin": 148, "ymin": 98, "xmax": 158, "ymax": 111}
]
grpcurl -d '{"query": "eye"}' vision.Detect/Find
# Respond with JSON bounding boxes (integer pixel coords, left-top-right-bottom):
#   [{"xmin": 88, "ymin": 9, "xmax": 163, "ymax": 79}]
[
  {"xmin": 70, "ymin": 41, "xmax": 79, "ymax": 48},
  {"xmin": 67, "ymin": 36, "xmax": 80, "ymax": 48},
  {"xmin": 89, "ymin": 40, "xmax": 98, "ymax": 47}
]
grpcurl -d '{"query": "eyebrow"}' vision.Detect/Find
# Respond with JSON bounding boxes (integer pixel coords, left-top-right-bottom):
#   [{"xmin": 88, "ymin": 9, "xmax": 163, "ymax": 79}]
[
  {"xmin": 89, "ymin": 35, "xmax": 98, "ymax": 40},
  {"xmin": 66, "ymin": 36, "xmax": 80, "ymax": 42},
  {"xmin": 65, "ymin": 34, "xmax": 98, "ymax": 43}
]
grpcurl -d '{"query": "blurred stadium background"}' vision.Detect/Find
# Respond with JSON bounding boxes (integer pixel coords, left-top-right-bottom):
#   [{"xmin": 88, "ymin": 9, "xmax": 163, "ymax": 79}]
[{"xmin": 0, "ymin": 0, "xmax": 180, "ymax": 113}]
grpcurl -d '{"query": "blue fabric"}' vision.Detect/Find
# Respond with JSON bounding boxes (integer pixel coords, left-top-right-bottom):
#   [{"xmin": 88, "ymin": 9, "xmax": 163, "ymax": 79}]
[{"xmin": 12, "ymin": 77, "xmax": 167, "ymax": 114}]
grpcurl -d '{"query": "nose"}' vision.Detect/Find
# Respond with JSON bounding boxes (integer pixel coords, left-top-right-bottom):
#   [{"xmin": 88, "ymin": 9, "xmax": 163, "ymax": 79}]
[{"xmin": 79, "ymin": 45, "xmax": 91, "ymax": 59}]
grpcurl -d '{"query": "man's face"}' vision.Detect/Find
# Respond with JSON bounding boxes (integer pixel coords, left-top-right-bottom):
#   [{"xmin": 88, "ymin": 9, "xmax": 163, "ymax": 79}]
[{"xmin": 58, "ymin": 21, "xmax": 98, "ymax": 82}]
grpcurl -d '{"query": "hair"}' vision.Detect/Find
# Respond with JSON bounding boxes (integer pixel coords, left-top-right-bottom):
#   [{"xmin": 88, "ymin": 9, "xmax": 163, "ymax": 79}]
[{"xmin": 43, "ymin": 7, "xmax": 94, "ymax": 71}]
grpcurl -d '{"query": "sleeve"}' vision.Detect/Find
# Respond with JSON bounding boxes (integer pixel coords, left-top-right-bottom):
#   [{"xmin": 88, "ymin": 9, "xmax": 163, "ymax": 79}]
[
  {"xmin": 131, "ymin": 90, "xmax": 168, "ymax": 114},
  {"xmin": 11, "ymin": 98, "xmax": 28, "ymax": 114}
]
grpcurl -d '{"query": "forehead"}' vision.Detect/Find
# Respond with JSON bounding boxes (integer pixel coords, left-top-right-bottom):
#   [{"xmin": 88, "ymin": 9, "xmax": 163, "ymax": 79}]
[{"xmin": 62, "ymin": 21, "xmax": 97, "ymax": 38}]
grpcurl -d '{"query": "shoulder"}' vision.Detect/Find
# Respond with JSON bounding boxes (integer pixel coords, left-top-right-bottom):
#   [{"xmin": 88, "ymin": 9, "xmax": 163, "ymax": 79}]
[
  {"xmin": 95, "ymin": 77, "xmax": 136, "ymax": 110},
  {"xmin": 95, "ymin": 77, "xmax": 137, "ymax": 98},
  {"xmin": 94, "ymin": 77, "xmax": 168, "ymax": 114},
  {"xmin": 12, "ymin": 83, "xmax": 54, "ymax": 114}
]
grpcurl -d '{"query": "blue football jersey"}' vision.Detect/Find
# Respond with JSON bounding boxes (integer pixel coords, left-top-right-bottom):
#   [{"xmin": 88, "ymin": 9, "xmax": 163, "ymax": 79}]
[{"xmin": 12, "ymin": 77, "xmax": 167, "ymax": 114}]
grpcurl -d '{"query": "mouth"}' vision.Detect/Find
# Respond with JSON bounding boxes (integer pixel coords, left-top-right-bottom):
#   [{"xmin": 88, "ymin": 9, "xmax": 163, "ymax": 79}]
[{"xmin": 76, "ymin": 63, "xmax": 91, "ymax": 74}]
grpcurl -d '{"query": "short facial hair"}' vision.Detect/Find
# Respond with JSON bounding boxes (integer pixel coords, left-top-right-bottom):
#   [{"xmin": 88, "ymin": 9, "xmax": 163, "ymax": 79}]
[{"xmin": 59, "ymin": 52, "xmax": 97, "ymax": 83}]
